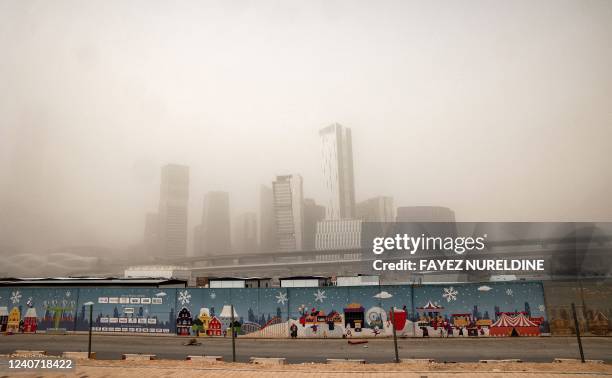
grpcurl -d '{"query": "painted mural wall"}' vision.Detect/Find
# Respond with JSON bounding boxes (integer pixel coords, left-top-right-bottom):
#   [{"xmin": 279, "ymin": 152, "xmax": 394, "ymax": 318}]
[
  {"xmin": 0, "ymin": 282, "xmax": 551, "ymax": 338},
  {"xmin": 543, "ymin": 279, "xmax": 611, "ymax": 336}
]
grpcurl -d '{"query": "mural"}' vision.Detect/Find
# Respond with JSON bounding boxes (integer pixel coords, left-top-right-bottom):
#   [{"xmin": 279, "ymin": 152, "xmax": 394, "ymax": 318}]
[
  {"xmin": 544, "ymin": 279, "xmax": 612, "ymax": 336},
  {"xmin": 0, "ymin": 282, "xmax": 553, "ymax": 337}
]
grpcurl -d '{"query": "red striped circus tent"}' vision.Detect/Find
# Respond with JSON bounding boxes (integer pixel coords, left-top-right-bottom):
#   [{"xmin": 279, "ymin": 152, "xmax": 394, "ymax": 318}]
[{"xmin": 490, "ymin": 313, "xmax": 540, "ymax": 337}]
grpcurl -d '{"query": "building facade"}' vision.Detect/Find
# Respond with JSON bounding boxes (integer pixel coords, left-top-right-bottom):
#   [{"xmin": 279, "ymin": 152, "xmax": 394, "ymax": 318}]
[
  {"xmin": 319, "ymin": 123, "xmax": 356, "ymax": 220},
  {"xmin": 234, "ymin": 212, "xmax": 258, "ymax": 253},
  {"xmin": 315, "ymin": 219, "xmax": 362, "ymax": 251},
  {"xmin": 273, "ymin": 174, "xmax": 304, "ymax": 252},
  {"xmin": 395, "ymin": 206, "xmax": 456, "ymax": 222},
  {"xmin": 158, "ymin": 164, "xmax": 189, "ymax": 258},
  {"xmin": 199, "ymin": 191, "xmax": 231, "ymax": 256},
  {"xmin": 143, "ymin": 212, "xmax": 160, "ymax": 256},
  {"xmin": 258, "ymin": 185, "xmax": 276, "ymax": 253},
  {"xmin": 303, "ymin": 198, "xmax": 326, "ymax": 251},
  {"xmin": 356, "ymin": 196, "xmax": 395, "ymax": 222}
]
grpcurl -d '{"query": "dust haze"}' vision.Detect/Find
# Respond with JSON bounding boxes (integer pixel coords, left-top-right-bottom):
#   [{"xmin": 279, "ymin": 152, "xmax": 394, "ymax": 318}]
[{"xmin": 1, "ymin": 0, "xmax": 611, "ymax": 261}]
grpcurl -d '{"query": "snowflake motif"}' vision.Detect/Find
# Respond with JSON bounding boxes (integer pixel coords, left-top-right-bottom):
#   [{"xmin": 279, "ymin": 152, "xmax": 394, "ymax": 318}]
[
  {"xmin": 314, "ymin": 289, "xmax": 327, "ymax": 303},
  {"xmin": 10, "ymin": 291, "xmax": 22, "ymax": 304},
  {"xmin": 65, "ymin": 291, "xmax": 71, "ymax": 298},
  {"xmin": 210, "ymin": 292, "xmax": 216, "ymax": 299},
  {"xmin": 442, "ymin": 287, "xmax": 458, "ymax": 302},
  {"xmin": 178, "ymin": 290, "xmax": 191, "ymax": 306},
  {"xmin": 506, "ymin": 289, "xmax": 513, "ymax": 296},
  {"xmin": 275, "ymin": 291, "xmax": 288, "ymax": 305},
  {"xmin": 538, "ymin": 304, "xmax": 546, "ymax": 312}
]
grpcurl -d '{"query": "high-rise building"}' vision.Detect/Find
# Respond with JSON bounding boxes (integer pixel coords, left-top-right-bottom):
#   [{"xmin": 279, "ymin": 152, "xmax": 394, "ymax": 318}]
[
  {"xmin": 315, "ymin": 219, "xmax": 362, "ymax": 251},
  {"xmin": 233, "ymin": 212, "xmax": 258, "ymax": 253},
  {"xmin": 258, "ymin": 185, "xmax": 276, "ymax": 253},
  {"xmin": 272, "ymin": 174, "xmax": 304, "ymax": 252},
  {"xmin": 158, "ymin": 164, "xmax": 189, "ymax": 258},
  {"xmin": 303, "ymin": 198, "xmax": 325, "ymax": 250},
  {"xmin": 356, "ymin": 196, "xmax": 395, "ymax": 222},
  {"xmin": 320, "ymin": 123, "xmax": 356, "ymax": 220},
  {"xmin": 200, "ymin": 191, "xmax": 231, "ymax": 256},
  {"xmin": 395, "ymin": 206, "xmax": 456, "ymax": 222},
  {"xmin": 143, "ymin": 212, "xmax": 160, "ymax": 255},
  {"xmin": 193, "ymin": 224, "xmax": 202, "ymax": 257}
]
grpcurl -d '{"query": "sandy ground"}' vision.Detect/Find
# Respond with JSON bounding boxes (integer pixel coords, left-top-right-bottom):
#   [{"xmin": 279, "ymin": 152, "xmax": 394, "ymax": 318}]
[{"xmin": 2, "ymin": 360, "xmax": 611, "ymax": 378}]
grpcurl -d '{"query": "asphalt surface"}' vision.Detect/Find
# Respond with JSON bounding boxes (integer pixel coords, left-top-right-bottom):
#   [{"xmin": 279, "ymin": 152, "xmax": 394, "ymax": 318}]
[{"xmin": 1, "ymin": 334, "xmax": 610, "ymax": 364}]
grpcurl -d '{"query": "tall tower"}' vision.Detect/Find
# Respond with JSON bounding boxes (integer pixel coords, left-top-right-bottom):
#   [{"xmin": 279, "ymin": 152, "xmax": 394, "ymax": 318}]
[
  {"xmin": 258, "ymin": 185, "xmax": 276, "ymax": 253},
  {"xmin": 233, "ymin": 212, "xmax": 258, "ymax": 253},
  {"xmin": 200, "ymin": 191, "xmax": 231, "ymax": 256},
  {"xmin": 143, "ymin": 212, "xmax": 160, "ymax": 256},
  {"xmin": 158, "ymin": 164, "xmax": 189, "ymax": 258},
  {"xmin": 303, "ymin": 198, "xmax": 325, "ymax": 250},
  {"xmin": 320, "ymin": 123, "xmax": 356, "ymax": 219},
  {"xmin": 272, "ymin": 174, "xmax": 304, "ymax": 252}
]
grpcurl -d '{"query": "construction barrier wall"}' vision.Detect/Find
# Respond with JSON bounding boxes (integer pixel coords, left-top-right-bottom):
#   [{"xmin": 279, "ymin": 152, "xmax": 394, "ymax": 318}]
[
  {"xmin": 0, "ymin": 281, "xmax": 565, "ymax": 337},
  {"xmin": 543, "ymin": 279, "xmax": 612, "ymax": 336}
]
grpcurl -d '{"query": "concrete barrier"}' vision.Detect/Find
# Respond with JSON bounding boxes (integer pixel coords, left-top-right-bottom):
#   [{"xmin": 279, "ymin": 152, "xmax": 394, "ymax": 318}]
[
  {"xmin": 479, "ymin": 359, "xmax": 522, "ymax": 363},
  {"xmin": 186, "ymin": 355, "xmax": 223, "ymax": 362},
  {"xmin": 13, "ymin": 350, "xmax": 47, "ymax": 357},
  {"xmin": 553, "ymin": 358, "xmax": 604, "ymax": 364},
  {"xmin": 249, "ymin": 357, "xmax": 286, "ymax": 365},
  {"xmin": 401, "ymin": 358, "xmax": 435, "ymax": 363},
  {"xmin": 326, "ymin": 358, "xmax": 366, "ymax": 364},
  {"xmin": 62, "ymin": 352, "xmax": 96, "ymax": 360},
  {"xmin": 121, "ymin": 354, "xmax": 157, "ymax": 361}
]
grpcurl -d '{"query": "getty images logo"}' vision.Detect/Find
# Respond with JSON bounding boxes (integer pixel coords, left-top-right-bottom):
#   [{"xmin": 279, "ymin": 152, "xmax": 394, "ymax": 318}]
[{"xmin": 372, "ymin": 234, "xmax": 488, "ymax": 255}]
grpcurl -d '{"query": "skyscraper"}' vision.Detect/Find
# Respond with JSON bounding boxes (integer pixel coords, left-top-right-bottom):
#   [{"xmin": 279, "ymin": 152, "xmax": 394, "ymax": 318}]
[
  {"xmin": 157, "ymin": 164, "xmax": 189, "ymax": 258},
  {"xmin": 233, "ymin": 212, "xmax": 258, "ymax": 253},
  {"xmin": 258, "ymin": 185, "xmax": 276, "ymax": 253},
  {"xmin": 356, "ymin": 196, "xmax": 395, "ymax": 222},
  {"xmin": 143, "ymin": 212, "xmax": 160, "ymax": 255},
  {"xmin": 272, "ymin": 174, "xmax": 304, "ymax": 252},
  {"xmin": 303, "ymin": 198, "xmax": 325, "ymax": 250},
  {"xmin": 193, "ymin": 224, "xmax": 202, "ymax": 257},
  {"xmin": 200, "ymin": 191, "xmax": 231, "ymax": 256},
  {"xmin": 320, "ymin": 123, "xmax": 356, "ymax": 220},
  {"xmin": 395, "ymin": 206, "xmax": 456, "ymax": 222}
]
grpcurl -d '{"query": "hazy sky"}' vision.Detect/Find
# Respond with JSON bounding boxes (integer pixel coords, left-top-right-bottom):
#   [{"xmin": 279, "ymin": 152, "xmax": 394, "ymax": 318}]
[{"xmin": 1, "ymin": 0, "xmax": 611, "ymax": 253}]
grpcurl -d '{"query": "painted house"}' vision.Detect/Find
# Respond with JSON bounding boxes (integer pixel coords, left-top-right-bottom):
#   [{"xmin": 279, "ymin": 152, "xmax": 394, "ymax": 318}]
[
  {"xmin": 23, "ymin": 307, "xmax": 38, "ymax": 333},
  {"xmin": 7, "ymin": 307, "xmax": 20, "ymax": 333},
  {"xmin": 198, "ymin": 308, "xmax": 211, "ymax": 335},
  {"xmin": 0, "ymin": 307, "xmax": 8, "ymax": 332},
  {"xmin": 343, "ymin": 303, "xmax": 365, "ymax": 331},
  {"xmin": 589, "ymin": 311, "xmax": 609, "ymax": 336},
  {"xmin": 176, "ymin": 307, "xmax": 192, "ymax": 336},
  {"xmin": 207, "ymin": 316, "xmax": 223, "ymax": 336}
]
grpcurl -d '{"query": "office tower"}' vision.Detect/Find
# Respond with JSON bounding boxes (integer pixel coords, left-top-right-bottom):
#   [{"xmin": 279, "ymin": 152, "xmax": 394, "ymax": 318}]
[
  {"xmin": 193, "ymin": 224, "xmax": 202, "ymax": 256},
  {"xmin": 395, "ymin": 206, "xmax": 456, "ymax": 222},
  {"xmin": 303, "ymin": 198, "xmax": 325, "ymax": 250},
  {"xmin": 157, "ymin": 164, "xmax": 189, "ymax": 258},
  {"xmin": 258, "ymin": 185, "xmax": 276, "ymax": 252},
  {"xmin": 234, "ymin": 212, "xmax": 258, "ymax": 253},
  {"xmin": 272, "ymin": 174, "xmax": 304, "ymax": 252},
  {"xmin": 320, "ymin": 123, "xmax": 356, "ymax": 219},
  {"xmin": 143, "ymin": 212, "xmax": 160, "ymax": 255},
  {"xmin": 315, "ymin": 219, "xmax": 362, "ymax": 251},
  {"xmin": 356, "ymin": 196, "xmax": 395, "ymax": 222},
  {"xmin": 199, "ymin": 191, "xmax": 231, "ymax": 256}
]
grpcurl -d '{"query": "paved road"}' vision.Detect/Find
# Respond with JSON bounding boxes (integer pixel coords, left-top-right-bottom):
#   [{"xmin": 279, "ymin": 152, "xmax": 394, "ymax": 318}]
[{"xmin": 1, "ymin": 334, "xmax": 610, "ymax": 364}]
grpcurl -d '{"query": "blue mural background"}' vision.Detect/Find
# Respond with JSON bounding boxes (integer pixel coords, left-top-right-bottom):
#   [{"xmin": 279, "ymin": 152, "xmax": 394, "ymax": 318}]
[{"xmin": 0, "ymin": 282, "xmax": 549, "ymax": 336}]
